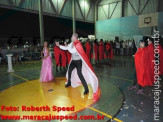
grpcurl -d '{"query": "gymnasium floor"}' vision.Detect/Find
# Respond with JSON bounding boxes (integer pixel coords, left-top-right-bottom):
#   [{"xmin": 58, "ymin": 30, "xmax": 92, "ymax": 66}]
[{"xmin": 0, "ymin": 56, "xmax": 162, "ymax": 122}]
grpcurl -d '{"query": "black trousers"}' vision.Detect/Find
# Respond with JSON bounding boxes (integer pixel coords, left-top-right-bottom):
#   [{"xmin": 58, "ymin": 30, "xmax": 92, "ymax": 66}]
[{"xmin": 68, "ymin": 60, "xmax": 88, "ymax": 91}]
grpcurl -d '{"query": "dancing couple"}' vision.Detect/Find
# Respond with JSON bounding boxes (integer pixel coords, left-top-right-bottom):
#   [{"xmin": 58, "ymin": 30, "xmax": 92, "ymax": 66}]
[{"xmin": 40, "ymin": 33, "xmax": 99, "ymax": 99}]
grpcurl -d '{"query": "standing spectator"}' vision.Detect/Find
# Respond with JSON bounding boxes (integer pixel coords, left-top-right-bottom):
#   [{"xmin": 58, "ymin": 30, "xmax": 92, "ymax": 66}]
[
  {"xmin": 112, "ymin": 41, "xmax": 116, "ymax": 55},
  {"xmin": 123, "ymin": 41, "xmax": 126, "ymax": 55},
  {"xmin": 129, "ymin": 40, "xmax": 133, "ymax": 55},
  {"xmin": 132, "ymin": 40, "xmax": 137, "ymax": 55},
  {"xmin": 116, "ymin": 41, "xmax": 120, "ymax": 55},
  {"xmin": 120, "ymin": 41, "xmax": 123, "ymax": 55},
  {"xmin": 126, "ymin": 40, "xmax": 129, "ymax": 55}
]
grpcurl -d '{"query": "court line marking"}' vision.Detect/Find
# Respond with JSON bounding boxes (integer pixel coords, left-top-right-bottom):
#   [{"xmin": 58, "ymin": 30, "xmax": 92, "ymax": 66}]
[
  {"xmin": 10, "ymin": 73, "xmax": 29, "ymax": 82},
  {"xmin": 8, "ymin": 73, "xmax": 123, "ymax": 122},
  {"xmin": 97, "ymin": 73, "xmax": 133, "ymax": 82}
]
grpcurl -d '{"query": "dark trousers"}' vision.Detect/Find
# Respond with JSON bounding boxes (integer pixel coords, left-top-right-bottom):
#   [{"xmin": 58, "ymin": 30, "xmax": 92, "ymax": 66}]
[
  {"xmin": 123, "ymin": 48, "xmax": 126, "ymax": 55},
  {"xmin": 68, "ymin": 60, "xmax": 88, "ymax": 91}
]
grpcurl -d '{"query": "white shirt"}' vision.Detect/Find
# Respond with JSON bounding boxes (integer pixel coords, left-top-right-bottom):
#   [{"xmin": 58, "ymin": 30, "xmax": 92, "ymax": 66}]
[
  {"xmin": 59, "ymin": 42, "xmax": 81, "ymax": 60},
  {"xmin": 129, "ymin": 42, "xmax": 132, "ymax": 47},
  {"xmin": 116, "ymin": 43, "xmax": 120, "ymax": 48},
  {"xmin": 123, "ymin": 42, "xmax": 126, "ymax": 48}
]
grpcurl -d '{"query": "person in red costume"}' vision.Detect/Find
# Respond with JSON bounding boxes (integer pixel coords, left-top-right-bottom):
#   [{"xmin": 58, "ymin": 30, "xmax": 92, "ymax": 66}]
[
  {"xmin": 85, "ymin": 40, "xmax": 91, "ymax": 61},
  {"xmin": 146, "ymin": 38, "xmax": 155, "ymax": 84},
  {"xmin": 93, "ymin": 39, "xmax": 99, "ymax": 63},
  {"xmin": 130, "ymin": 40, "xmax": 153, "ymax": 94},
  {"xmin": 54, "ymin": 41, "xmax": 61, "ymax": 72},
  {"xmin": 99, "ymin": 40, "xmax": 104, "ymax": 62},
  {"xmin": 56, "ymin": 33, "xmax": 99, "ymax": 100},
  {"xmin": 104, "ymin": 41, "xmax": 107, "ymax": 59},
  {"xmin": 106, "ymin": 41, "xmax": 113, "ymax": 66},
  {"xmin": 106, "ymin": 41, "xmax": 110, "ymax": 59},
  {"xmin": 60, "ymin": 41, "xmax": 67, "ymax": 70}
]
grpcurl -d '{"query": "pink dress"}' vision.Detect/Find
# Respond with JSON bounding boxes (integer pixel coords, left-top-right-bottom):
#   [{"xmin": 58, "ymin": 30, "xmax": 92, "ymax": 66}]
[{"xmin": 40, "ymin": 48, "xmax": 54, "ymax": 82}]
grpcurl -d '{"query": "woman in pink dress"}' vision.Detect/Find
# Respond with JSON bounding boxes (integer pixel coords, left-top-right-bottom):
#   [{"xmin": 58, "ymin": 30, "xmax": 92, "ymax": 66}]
[{"xmin": 40, "ymin": 41, "xmax": 54, "ymax": 82}]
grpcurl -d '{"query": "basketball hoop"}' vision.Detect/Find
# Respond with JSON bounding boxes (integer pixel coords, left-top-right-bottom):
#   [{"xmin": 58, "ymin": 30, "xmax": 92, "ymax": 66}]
[{"xmin": 144, "ymin": 17, "xmax": 152, "ymax": 24}]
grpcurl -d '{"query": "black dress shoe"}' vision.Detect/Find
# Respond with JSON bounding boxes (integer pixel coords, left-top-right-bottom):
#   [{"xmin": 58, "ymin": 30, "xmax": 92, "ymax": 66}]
[
  {"xmin": 65, "ymin": 83, "xmax": 71, "ymax": 87},
  {"xmin": 84, "ymin": 89, "xmax": 89, "ymax": 94}
]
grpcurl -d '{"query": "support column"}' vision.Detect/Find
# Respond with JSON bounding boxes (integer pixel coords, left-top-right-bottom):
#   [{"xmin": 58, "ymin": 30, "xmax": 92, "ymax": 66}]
[
  {"xmin": 72, "ymin": 0, "xmax": 76, "ymax": 33},
  {"xmin": 6, "ymin": 54, "xmax": 14, "ymax": 72},
  {"xmin": 121, "ymin": 0, "xmax": 125, "ymax": 17},
  {"xmin": 38, "ymin": 0, "xmax": 44, "ymax": 46},
  {"xmin": 95, "ymin": 0, "xmax": 101, "ymax": 38},
  {"xmin": 158, "ymin": 0, "xmax": 160, "ymax": 12},
  {"xmin": 95, "ymin": 2, "xmax": 97, "ymax": 37}
]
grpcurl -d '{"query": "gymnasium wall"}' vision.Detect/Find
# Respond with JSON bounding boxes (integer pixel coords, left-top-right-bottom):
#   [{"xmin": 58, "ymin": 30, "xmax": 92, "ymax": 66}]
[{"xmin": 96, "ymin": 12, "xmax": 163, "ymax": 41}]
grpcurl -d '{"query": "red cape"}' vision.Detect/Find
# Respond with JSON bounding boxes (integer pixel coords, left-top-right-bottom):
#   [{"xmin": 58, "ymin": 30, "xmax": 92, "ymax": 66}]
[
  {"xmin": 74, "ymin": 41, "xmax": 95, "ymax": 73},
  {"xmin": 54, "ymin": 46, "xmax": 61, "ymax": 66},
  {"xmin": 135, "ymin": 48, "xmax": 153, "ymax": 87},
  {"xmin": 146, "ymin": 44, "xmax": 155, "ymax": 83},
  {"xmin": 66, "ymin": 40, "xmax": 99, "ymax": 101},
  {"xmin": 60, "ymin": 49, "xmax": 67, "ymax": 67},
  {"xmin": 93, "ymin": 43, "xmax": 98, "ymax": 61}
]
